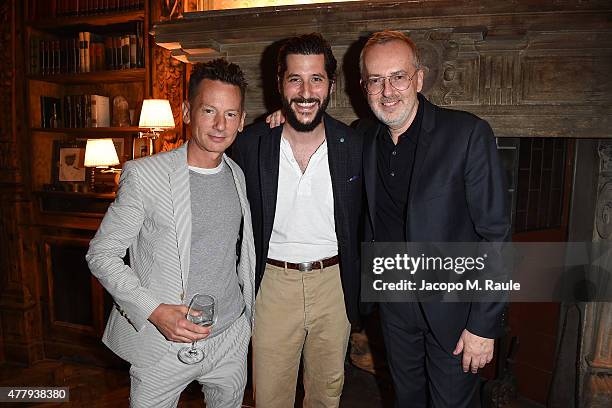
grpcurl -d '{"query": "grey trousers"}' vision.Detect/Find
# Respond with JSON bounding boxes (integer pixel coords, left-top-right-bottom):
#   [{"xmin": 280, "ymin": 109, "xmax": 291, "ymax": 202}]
[{"xmin": 129, "ymin": 313, "xmax": 250, "ymax": 408}]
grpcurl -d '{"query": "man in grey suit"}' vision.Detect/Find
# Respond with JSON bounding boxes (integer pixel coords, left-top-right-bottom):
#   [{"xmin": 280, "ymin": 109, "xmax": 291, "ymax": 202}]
[{"xmin": 86, "ymin": 59, "xmax": 255, "ymax": 408}]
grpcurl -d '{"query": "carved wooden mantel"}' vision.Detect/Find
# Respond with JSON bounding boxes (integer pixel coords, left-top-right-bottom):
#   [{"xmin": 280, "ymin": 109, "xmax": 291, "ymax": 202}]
[{"xmin": 153, "ymin": 0, "xmax": 612, "ymax": 138}]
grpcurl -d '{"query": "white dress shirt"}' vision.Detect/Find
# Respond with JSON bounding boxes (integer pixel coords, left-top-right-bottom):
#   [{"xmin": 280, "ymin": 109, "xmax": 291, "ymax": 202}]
[{"xmin": 267, "ymin": 137, "xmax": 338, "ymax": 263}]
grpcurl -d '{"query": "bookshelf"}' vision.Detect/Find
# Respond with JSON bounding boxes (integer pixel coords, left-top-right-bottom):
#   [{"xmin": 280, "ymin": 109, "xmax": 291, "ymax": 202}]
[
  {"xmin": 27, "ymin": 69, "xmax": 146, "ymax": 84},
  {"xmin": 21, "ymin": 0, "xmax": 151, "ymax": 367},
  {"xmin": 28, "ymin": 10, "xmax": 145, "ymax": 29},
  {"xmin": 31, "ymin": 126, "xmax": 141, "ymax": 135},
  {"xmin": 25, "ymin": 0, "xmax": 150, "ymax": 194}
]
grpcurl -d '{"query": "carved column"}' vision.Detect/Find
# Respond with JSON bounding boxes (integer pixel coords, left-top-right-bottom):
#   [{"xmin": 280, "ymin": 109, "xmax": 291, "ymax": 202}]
[
  {"xmin": 580, "ymin": 141, "xmax": 612, "ymax": 406},
  {"xmin": 152, "ymin": 46, "xmax": 186, "ymax": 152},
  {"xmin": 0, "ymin": 0, "xmax": 43, "ymax": 364}
]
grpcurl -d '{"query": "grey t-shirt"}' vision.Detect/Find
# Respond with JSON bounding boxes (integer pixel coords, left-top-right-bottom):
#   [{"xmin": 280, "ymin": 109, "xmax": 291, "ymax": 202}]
[{"xmin": 186, "ymin": 161, "xmax": 244, "ymax": 338}]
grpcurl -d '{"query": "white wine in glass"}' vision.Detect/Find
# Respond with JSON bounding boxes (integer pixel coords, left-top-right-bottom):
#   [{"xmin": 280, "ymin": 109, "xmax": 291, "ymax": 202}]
[{"xmin": 177, "ymin": 294, "xmax": 216, "ymax": 364}]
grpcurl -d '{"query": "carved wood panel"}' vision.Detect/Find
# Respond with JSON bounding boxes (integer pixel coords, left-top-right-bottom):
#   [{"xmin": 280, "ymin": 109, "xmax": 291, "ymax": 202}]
[
  {"xmin": 154, "ymin": 0, "xmax": 612, "ymax": 137},
  {"xmin": 153, "ymin": 46, "xmax": 186, "ymax": 151}
]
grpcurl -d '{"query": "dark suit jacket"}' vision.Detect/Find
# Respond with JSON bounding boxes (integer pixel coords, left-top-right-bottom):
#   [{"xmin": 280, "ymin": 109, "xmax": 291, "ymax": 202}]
[
  {"xmin": 232, "ymin": 114, "xmax": 363, "ymax": 324},
  {"xmin": 357, "ymin": 94, "xmax": 511, "ymax": 352}
]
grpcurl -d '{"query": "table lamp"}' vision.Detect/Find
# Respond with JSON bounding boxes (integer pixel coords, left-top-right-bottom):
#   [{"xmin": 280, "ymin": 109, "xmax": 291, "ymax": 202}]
[
  {"xmin": 138, "ymin": 99, "xmax": 175, "ymax": 155},
  {"xmin": 84, "ymin": 138, "xmax": 121, "ymax": 192}
]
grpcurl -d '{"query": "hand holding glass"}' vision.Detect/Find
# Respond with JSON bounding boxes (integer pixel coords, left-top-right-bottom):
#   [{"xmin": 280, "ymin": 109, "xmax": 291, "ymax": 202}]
[{"xmin": 177, "ymin": 294, "xmax": 216, "ymax": 364}]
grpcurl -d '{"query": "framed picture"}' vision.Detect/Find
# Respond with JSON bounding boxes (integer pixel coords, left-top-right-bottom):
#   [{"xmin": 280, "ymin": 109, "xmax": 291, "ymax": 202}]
[
  {"xmin": 132, "ymin": 137, "xmax": 152, "ymax": 159},
  {"xmin": 53, "ymin": 141, "xmax": 86, "ymax": 184},
  {"xmin": 112, "ymin": 138, "xmax": 126, "ymax": 162}
]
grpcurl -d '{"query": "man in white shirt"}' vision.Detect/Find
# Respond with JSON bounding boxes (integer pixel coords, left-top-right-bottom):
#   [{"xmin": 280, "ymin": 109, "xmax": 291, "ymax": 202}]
[{"xmin": 232, "ymin": 33, "xmax": 363, "ymax": 407}]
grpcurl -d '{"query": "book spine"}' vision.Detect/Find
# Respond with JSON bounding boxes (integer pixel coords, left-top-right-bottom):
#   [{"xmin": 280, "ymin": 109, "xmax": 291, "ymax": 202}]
[
  {"xmin": 85, "ymin": 94, "xmax": 92, "ymax": 128},
  {"xmin": 139, "ymin": 21, "xmax": 145, "ymax": 68},
  {"xmin": 71, "ymin": 95, "xmax": 78, "ymax": 128},
  {"xmin": 54, "ymin": 40, "xmax": 61, "ymax": 75},
  {"xmin": 121, "ymin": 34, "xmax": 129, "ymax": 70},
  {"xmin": 78, "ymin": 32, "xmax": 84, "ymax": 73},
  {"xmin": 75, "ymin": 95, "xmax": 81, "ymax": 128},
  {"xmin": 129, "ymin": 34, "xmax": 137, "ymax": 69},
  {"xmin": 113, "ymin": 36, "xmax": 120, "ymax": 70},
  {"xmin": 84, "ymin": 32, "xmax": 91, "ymax": 73},
  {"xmin": 30, "ymin": 38, "xmax": 39, "ymax": 75},
  {"xmin": 91, "ymin": 95, "xmax": 98, "ymax": 127},
  {"xmin": 64, "ymin": 96, "xmax": 72, "ymax": 128},
  {"xmin": 50, "ymin": 40, "xmax": 56, "ymax": 75},
  {"xmin": 104, "ymin": 36, "xmax": 113, "ymax": 70}
]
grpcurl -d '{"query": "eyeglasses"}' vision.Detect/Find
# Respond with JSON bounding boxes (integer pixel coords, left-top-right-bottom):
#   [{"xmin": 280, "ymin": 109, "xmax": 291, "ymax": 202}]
[{"xmin": 363, "ymin": 70, "xmax": 419, "ymax": 95}]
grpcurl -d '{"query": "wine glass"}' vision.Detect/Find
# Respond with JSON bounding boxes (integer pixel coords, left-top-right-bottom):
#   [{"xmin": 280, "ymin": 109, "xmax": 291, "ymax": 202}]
[{"xmin": 177, "ymin": 294, "xmax": 216, "ymax": 364}]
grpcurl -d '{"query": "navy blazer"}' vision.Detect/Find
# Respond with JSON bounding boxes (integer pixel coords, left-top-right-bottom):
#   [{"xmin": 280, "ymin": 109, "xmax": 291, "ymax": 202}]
[
  {"xmin": 232, "ymin": 114, "xmax": 364, "ymax": 324},
  {"xmin": 357, "ymin": 94, "xmax": 511, "ymax": 352}
]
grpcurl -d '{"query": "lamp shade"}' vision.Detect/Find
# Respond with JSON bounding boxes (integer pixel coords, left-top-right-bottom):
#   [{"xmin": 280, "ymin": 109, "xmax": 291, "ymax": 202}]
[
  {"xmin": 138, "ymin": 99, "xmax": 175, "ymax": 129},
  {"xmin": 84, "ymin": 138, "xmax": 120, "ymax": 168}
]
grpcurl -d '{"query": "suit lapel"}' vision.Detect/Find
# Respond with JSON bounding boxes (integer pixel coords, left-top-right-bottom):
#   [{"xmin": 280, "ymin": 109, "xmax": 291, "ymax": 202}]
[
  {"xmin": 406, "ymin": 96, "xmax": 436, "ymax": 233},
  {"xmin": 362, "ymin": 121, "xmax": 380, "ymax": 239},
  {"xmin": 168, "ymin": 144, "xmax": 192, "ymax": 294},
  {"xmin": 225, "ymin": 156, "xmax": 256, "ymax": 327},
  {"xmin": 259, "ymin": 126, "xmax": 281, "ymax": 245},
  {"xmin": 325, "ymin": 115, "xmax": 349, "ymax": 238}
]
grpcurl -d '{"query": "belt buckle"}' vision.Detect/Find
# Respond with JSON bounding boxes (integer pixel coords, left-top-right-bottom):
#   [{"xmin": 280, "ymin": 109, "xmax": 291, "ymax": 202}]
[{"xmin": 298, "ymin": 262, "xmax": 313, "ymax": 272}]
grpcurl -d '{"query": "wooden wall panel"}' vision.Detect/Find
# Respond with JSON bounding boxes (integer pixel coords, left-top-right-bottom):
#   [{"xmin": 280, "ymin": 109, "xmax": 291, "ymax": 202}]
[
  {"xmin": 0, "ymin": 0, "xmax": 43, "ymax": 365},
  {"xmin": 521, "ymin": 54, "xmax": 612, "ymax": 104}
]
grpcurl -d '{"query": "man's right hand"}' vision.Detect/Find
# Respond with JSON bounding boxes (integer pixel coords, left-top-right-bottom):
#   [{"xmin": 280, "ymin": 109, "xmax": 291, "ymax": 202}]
[
  {"xmin": 148, "ymin": 303, "xmax": 211, "ymax": 343},
  {"xmin": 266, "ymin": 110, "xmax": 285, "ymax": 128}
]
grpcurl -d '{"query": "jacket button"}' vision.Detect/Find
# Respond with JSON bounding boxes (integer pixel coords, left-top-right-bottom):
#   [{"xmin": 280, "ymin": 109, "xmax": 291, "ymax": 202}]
[{"xmin": 340, "ymin": 138, "xmax": 345, "ymax": 143}]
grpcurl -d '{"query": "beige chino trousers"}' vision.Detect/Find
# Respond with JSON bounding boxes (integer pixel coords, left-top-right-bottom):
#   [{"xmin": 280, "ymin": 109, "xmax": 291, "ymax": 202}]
[{"xmin": 253, "ymin": 263, "xmax": 351, "ymax": 408}]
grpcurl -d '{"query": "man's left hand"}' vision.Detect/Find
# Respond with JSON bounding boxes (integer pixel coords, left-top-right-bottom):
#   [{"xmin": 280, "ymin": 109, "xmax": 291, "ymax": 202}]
[{"xmin": 452, "ymin": 329, "xmax": 494, "ymax": 373}]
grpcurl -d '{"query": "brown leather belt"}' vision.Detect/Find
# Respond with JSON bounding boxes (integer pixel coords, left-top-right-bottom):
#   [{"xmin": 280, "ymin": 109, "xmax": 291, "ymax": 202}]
[{"xmin": 266, "ymin": 255, "xmax": 340, "ymax": 272}]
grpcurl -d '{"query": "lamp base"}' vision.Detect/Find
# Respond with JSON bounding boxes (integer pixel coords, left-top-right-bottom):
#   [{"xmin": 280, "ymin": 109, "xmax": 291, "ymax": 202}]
[{"xmin": 89, "ymin": 167, "xmax": 96, "ymax": 192}]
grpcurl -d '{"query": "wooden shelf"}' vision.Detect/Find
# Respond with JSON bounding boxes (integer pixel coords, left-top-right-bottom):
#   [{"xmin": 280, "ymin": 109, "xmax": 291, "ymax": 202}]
[
  {"xmin": 34, "ymin": 190, "xmax": 115, "ymax": 217},
  {"xmin": 35, "ymin": 190, "xmax": 116, "ymax": 200},
  {"xmin": 28, "ymin": 69, "xmax": 146, "ymax": 84},
  {"xmin": 27, "ymin": 10, "xmax": 144, "ymax": 30},
  {"xmin": 31, "ymin": 127, "xmax": 139, "ymax": 135}
]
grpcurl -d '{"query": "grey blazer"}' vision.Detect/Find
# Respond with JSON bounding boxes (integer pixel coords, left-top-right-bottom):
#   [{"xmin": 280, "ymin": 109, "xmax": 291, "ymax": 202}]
[{"xmin": 86, "ymin": 142, "xmax": 256, "ymax": 368}]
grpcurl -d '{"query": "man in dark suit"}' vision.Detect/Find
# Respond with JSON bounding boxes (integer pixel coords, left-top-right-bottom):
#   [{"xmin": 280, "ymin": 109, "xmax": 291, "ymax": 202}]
[
  {"xmin": 232, "ymin": 33, "xmax": 362, "ymax": 407},
  {"xmin": 358, "ymin": 30, "xmax": 511, "ymax": 407}
]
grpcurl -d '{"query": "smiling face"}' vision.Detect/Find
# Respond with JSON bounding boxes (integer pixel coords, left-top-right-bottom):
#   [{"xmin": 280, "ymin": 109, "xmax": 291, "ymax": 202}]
[
  {"xmin": 280, "ymin": 53, "xmax": 332, "ymax": 133},
  {"xmin": 362, "ymin": 40, "xmax": 424, "ymax": 138},
  {"xmin": 183, "ymin": 79, "xmax": 246, "ymax": 168}
]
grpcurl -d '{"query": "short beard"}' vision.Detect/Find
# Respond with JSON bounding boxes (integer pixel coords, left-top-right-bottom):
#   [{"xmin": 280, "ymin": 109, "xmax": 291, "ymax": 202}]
[
  {"xmin": 282, "ymin": 94, "xmax": 330, "ymax": 133},
  {"xmin": 371, "ymin": 100, "xmax": 411, "ymax": 129}
]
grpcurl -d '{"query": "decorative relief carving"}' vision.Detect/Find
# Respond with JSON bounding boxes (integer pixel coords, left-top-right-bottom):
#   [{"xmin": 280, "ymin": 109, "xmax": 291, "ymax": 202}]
[
  {"xmin": 407, "ymin": 29, "xmax": 484, "ymax": 106},
  {"xmin": 154, "ymin": 46, "xmax": 186, "ymax": 151},
  {"xmin": 596, "ymin": 182, "xmax": 612, "ymax": 239},
  {"xmin": 160, "ymin": 0, "xmax": 184, "ymax": 21},
  {"xmin": 329, "ymin": 63, "xmax": 350, "ymax": 109},
  {"xmin": 596, "ymin": 141, "xmax": 612, "ymax": 239},
  {"xmin": 439, "ymin": 55, "xmax": 479, "ymax": 106},
  {"xmin": 481, "ymin": 54, "xmax": 516, "ymax": 105},
  {"xmin": 598, "ymin": 141, "xmax": 612, "ymax": 173},
  {"xmin": 521, "ymin": 54, "xmax": 612, "ymax": 104}
]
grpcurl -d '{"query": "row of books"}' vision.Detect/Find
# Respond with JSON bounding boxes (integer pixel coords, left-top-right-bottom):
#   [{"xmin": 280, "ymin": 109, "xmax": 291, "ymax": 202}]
[
  {"xmin": 40, "ymin": 95, "xmax": 110, "ymax": 129},
  {"xmin": 30, "ymin": 23, "xmax": 144, "ymax": 75},
  {"xmin": 27, "ymin": 0, "xmax": 144, "ymax": 21}
]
